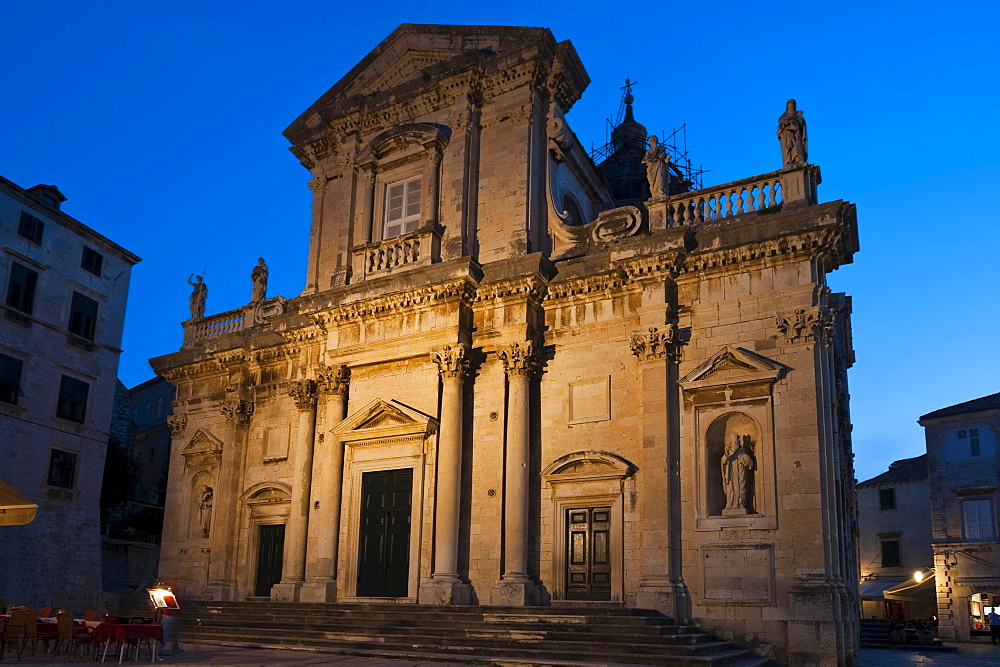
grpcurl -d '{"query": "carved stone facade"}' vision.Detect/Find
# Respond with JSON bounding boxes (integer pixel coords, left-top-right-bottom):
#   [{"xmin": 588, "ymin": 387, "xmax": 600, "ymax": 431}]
[{"xmin": 152, "ymin": 24, "xmax": 859, "ymax": 665}]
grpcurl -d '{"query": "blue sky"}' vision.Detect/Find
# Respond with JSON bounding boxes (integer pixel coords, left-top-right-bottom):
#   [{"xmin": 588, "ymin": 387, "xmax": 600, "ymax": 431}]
[{"xmin": 3, "ymin": 1, "xmax": 997, "ymax": 482}]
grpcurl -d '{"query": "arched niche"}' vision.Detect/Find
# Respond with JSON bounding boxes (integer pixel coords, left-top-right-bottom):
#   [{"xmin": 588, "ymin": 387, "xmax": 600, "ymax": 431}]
[
  {"xmin": 189, "ymin": 471, "xmax": 215, "ymax": 540},
  {"xmin": 705, "ymin": 412, "xmax": 760, "ymax": 516}
]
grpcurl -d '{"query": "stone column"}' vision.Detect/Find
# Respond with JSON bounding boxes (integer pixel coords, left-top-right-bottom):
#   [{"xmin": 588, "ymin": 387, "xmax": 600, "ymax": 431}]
[
  {"xmin": 420, "ymin": 344, "xmax": 472, "ymax": 605},
  {"xmin": 631, "ymin": 325, "xmax": 688, "ymax": 620},
  {"xmin": 301, "ymin": 364, "xmax": 350, "ymax": 602},
  {"xmin": 272, "ymin": 379, "xmax": 318, "ymax": 601},
  {"xmin": 204, "ymin": 388, "xmax": 254, "ymax": 601},
  {"xmin": 491, "ymin": 341, "xmax": 540, "ymax": 605},
  {"xmin": 423, "ymin": 146, "xmax": 442, "ymax": 226}
]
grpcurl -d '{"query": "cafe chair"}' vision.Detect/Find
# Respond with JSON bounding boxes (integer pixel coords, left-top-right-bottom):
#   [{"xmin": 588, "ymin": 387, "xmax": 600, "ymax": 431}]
[
  {"xmin": 0, "ymin": 618, "xmax": 7, "ymax": 661},
  {"xmin": 83, "ymin": 610, "xmax": 98, "ymax": 622},
  {"xmin": 6, "ymin": 607, "xmax": 35, "ymax": 658},
  {"xmin": 53, "ymin": 612, "xmax": 95, "ymax": 659},
  {"xmin": 38, "ymin": 607, "xmax": 53, "ymax": 618}
]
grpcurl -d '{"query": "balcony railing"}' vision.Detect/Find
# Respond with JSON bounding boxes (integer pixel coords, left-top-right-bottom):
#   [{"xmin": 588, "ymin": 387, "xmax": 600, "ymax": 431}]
[
  {"xmin": 662, "ymin": 170, "xmax": 784, "ymax": 226},
  {"xmin": 354, "ymin": 225, "xmax": 441, "ymax": 278},
  {"xmin": 183, "ymin": 307, "xmax": 245, "ymax": 346}
]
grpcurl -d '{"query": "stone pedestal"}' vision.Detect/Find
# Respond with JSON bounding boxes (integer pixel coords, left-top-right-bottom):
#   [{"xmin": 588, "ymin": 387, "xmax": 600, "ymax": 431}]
[
  {"xmin": 270, "ymin": 582, "xmax": 303, "ymax": 602},
  {"xmin": 490, "ymin": 578, "xmax": 540, "ymax": 606},
  {"xmin": 298, "ymin": 581, "xmax": 337, "ymax": 602},
  {"xmin": 645, "ymin": 197, "xmax": 669, "ymax": 232},
  {"xmin": 419, "ymin": 577, "xmax": 472, "ymax": 605}
]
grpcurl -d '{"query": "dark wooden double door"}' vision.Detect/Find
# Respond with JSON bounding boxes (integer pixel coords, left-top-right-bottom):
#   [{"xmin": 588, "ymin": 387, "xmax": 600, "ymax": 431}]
[
  {"xmin": 357, "ymin": 468, "xmax": 412, "ymax": 597},
  {"xmin": 254, "ymin": 523, "xmax": 285, "ymax": 597},
  {"xmin": 566, "ymin": 506, "xmax": 612, "ymax": 600}
]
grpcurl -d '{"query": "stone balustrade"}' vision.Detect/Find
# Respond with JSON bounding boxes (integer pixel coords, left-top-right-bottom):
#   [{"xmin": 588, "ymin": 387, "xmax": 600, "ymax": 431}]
[
  {"xmin": 355, "ymin": 225, "xmax": 441, "ymax": 277},
  {"xmin": 183, "ymin": 308, "xmax": 246, "ymax": 346},
  {"xmin": 664, "ymin": 170, "xmax": 783, "ymax": 226}
]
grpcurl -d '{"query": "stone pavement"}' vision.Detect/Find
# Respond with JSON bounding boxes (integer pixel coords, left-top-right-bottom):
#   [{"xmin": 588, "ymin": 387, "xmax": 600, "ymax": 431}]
[{"xmin": 10, "ymin": 641, "xmax": 1000, "ymax": 665}]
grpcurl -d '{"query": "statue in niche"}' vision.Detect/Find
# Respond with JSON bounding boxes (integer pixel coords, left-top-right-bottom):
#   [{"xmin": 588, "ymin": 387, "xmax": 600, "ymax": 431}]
[
  {"xmin": 250, "ymin": 257, "xmax": 268, "ymax": 302},
  {"xmin": 721, "ymin": 433, "xmax": 755, "ymax": 513},
  {"xmin": 186, "ymin": 274, "xmax": 207, "ymax": 320},
  {"xmin": 642, "ymin": 135, "xmax": 671, "ymax": 198},
  {"xmin": 777, "ymin": 99, "xmax": 808, "ymax": 168},
  {"xmin": 197, "ymin": 485, "xmax": 214, "ymax": 537}
]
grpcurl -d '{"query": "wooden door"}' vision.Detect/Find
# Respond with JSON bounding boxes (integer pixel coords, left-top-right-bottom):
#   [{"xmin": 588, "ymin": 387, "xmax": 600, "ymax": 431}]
[
  {"xmin": 254, "ymin": 523, "xmax": 285, "ymax": 597},
  {"xmin": 566, "ymin": 506, "xmax": 612, "ymax": 600},
  {"xmin": 356, "ymin": 468, "xmax": 412, "ymax": 597}
]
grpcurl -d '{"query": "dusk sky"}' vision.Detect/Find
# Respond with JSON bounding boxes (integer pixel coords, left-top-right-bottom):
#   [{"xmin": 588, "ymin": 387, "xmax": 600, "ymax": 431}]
[{"xmin": 3, "ymin": 1, "xmax": 997, "ymax": 482}]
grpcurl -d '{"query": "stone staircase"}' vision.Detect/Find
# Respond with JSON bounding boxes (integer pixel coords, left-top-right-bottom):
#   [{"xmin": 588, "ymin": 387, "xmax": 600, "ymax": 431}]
[
  {"xmin": 859, "ymin": 618, "xmax": 956, "ymax": 652},
  {"xmin": 182, "ymin": 601, "xmax": 771, "ymax": 665}
]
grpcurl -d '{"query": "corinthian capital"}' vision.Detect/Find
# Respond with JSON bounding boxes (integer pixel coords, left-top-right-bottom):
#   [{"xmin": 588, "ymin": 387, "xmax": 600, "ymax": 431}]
[
  {"xmin": 316, "ymin": 364, "xmax": 350, "ymax": 397},
  {"xmin": 289, "ymin": 379, "xmax": 318, "ymax": 410},
  {"xmin": 166, "ymin": 413, "xmax": 187, "ymax": 437},
  {"xmin": 307, "ymin": 177, "xmax": 328, "ymax": 197},
  {"xmin": 431, "ymin": 343, "xmax": 470, "ymax": 380},
  {"xmin": 497, "ymin": 341, "xmax": 538, "ymax": 378},
  {"xmin": 221, "ymin": 399, "xmax": 254, "ymax": 425},
  {"xmin": 630, "ymin": 324, "xmax": 683, "ymax": 362}
]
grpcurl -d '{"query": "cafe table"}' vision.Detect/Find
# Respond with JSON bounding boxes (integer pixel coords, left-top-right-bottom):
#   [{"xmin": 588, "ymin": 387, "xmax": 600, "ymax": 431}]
[{"xmin": 93, "ymin": 622, "xmax": 163, "ymax": 664}]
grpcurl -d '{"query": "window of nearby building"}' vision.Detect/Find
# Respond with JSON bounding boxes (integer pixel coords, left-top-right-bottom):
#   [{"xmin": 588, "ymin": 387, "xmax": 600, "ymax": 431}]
[
  {"xmin": 963, "ymin": 498, "xmax": 996, "ymax": 541},
  {"xmin": 68, "ymin": 292, "xmax": 98, "ymax": 340},
  {"xmin": 959, "ymin": 428, "xmax": 982, "ymax": 457},
  {"xmin": 17, "ymin": 212, "xmax": 44, "ymax": 244},
  {"xmin": 5, "ymin": 262, "xmax": 38, "ymax": 314},
  {"xmin": 56, "ymin": 375, "xmax": 89, "ymax": 423},
  {"xmin": 881, "ymin": 538, "xmax": 902, "ymax": 567},
  {"xmin": 879, "ymin": 487, "xmax": 896, "ymax": 511},
  {"xmin": 81, "ymin": 247, "xmax": 104, "ymax": 276},
  {"xmin": 383, "ymin": 176, "xmax": 421, "ymax": 239},
  {"xmin": 0, "ymin": 353, "xmax": 24, "ymax": 405},
  {"xmin": 47, "ymin": 449, "xmax": 77, "ymax": 488}
]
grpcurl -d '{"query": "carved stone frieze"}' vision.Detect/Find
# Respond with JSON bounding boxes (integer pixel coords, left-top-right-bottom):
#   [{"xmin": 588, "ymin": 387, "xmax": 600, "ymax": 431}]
[
  {"xmin": 431, "ymin": 343, "xmax": 470, "ymax": 380},
  {"xmin": 629, "ymin": 325, "xmax": 683, "ymax": 362},
  {"xmin": 166, "ymin": 413, "xmax": 187, "ymax": 437},
  {"xmin": 593, "ymin": 206, "xmax": 642, "ymax": 243},
  {"xmin": 289, "ymin": 379, "xmax": 318, "ymax": 410},
  {"xmin": 775, "ymin": 306, "xmax": 831, "ymax": 343},
  {"xmin": 316, "ymin": 364, "xmax": 350, "ymax": 397},
  {"xmin": 329, "ymin": 279, "xmax": 475, "ymax": 322},
  {"xmin": 497, "ymin": 341, "xmax": 538, "ymax": 378},
  {"xmin": 473, "ymin": 276, "xmax": 547, "ymax": 303},
  {"xmin": 544, "ymin": 272, "xmax": 631, "ymax": 303}
]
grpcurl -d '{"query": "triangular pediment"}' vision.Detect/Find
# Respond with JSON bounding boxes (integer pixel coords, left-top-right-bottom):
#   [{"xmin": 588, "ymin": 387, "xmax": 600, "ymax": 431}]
[
  {"xmin": 285, "ymin": 24, "xmax": 554, "ymax": 142},
  {"xmin": 333, "ymin": 398, "xmax": 437, "ymax": 442},
  {"xmin": 678, "ymin": 346, "xmax": 786, "ymax": 391},
  {"xmin": 182, "ymin": 428, "xmax": 223, "ymax": 453}
]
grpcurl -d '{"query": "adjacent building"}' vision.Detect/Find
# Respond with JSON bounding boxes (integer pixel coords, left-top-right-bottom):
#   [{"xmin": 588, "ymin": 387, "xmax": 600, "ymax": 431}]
[
  {"xmin": 152, "ymin": 24, "xmax": 860, "ymax": 664},
  {"xmin": 0, "ymin": 175, "xmax": 140, "ymax": 611},
  {"xmin": 857, "ymin": 455, "xmax": 935, "ymax": 620},
  {"xmin": 921, "ymin": 392, "xmax": 1000, "ymax": 639}
]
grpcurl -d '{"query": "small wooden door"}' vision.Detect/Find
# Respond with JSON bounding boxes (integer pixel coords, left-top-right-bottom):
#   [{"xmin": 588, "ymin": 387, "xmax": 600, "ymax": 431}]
[
  {"xmin": 254, "ymin": 524, "xmax": 285, "ymax": 597},
  {"xmin": 357, "ymin": 468, "xmax": 412, "ymax": 597},
  {"xmin": 566, "ymin": 506, "xmax": 612, "ymax": 600}
]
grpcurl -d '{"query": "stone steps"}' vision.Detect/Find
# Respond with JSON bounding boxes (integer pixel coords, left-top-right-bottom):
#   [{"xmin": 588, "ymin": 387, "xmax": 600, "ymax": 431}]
[{"xmin": 182, "ymin": 601, "xmax": 771, "ymax": 665}]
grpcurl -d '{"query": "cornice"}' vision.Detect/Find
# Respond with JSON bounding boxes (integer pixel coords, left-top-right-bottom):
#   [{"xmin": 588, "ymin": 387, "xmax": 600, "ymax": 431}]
[
  {"xmin": 473, "ymin": 275, "xmax": 547, "ymax": 304},
  {"xmin": 321, "ymin": 278, "xmax": 476, "ymax": 324},
  {"xmin": 543, "ymin": 272, "xmax": 632, "ymax": 303}
]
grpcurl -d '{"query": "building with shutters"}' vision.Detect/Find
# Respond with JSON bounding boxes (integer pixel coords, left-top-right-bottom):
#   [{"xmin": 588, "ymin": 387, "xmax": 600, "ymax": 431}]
[
  {"xmin": 0, "ymin": 174, "xmax": 140, "ymax": 611},
  {"xmin": 152, "ymin": 24, "xmax": 860, "ymax": 664},
  {"xmin": 920, "ymin": 392, "xmax": 1000, "ymax": 640}
]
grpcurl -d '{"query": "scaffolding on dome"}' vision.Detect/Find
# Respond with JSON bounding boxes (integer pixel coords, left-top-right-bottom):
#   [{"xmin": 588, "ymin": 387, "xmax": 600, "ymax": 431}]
[{"xmin": 589, "ymin": 78, "xmax": 708, "ymax": 192}]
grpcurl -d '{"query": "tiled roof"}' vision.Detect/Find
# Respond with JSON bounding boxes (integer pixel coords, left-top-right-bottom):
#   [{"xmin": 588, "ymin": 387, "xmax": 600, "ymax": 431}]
[
  {"xmin": 857, "ymin": 454, "xmax": 927, "ymax": 488},
  {"xmin": 920, "ymin": 392, "xmax": 1000, "ymax": 421}
]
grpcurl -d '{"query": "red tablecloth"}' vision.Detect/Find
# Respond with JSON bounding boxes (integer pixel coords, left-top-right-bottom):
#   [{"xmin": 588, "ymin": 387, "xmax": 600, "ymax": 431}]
[{"xmin": 93, "ymin": 623, "xmax": 163, "ymax": 645}]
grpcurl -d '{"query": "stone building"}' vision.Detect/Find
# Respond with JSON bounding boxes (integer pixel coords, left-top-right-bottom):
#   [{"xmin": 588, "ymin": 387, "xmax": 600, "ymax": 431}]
[
  {"xmin": 152, "ymin": 24, "xmax": 860, "ymax": 664},
  {"xmin": 0, "ymin": 175, "xmax": 140, "ymax": 612},
  {"xmin": 920, "ymin": 392, "xmax": 1000, "ymax": 640},
  {"xmin": 857, "ymin": 455, "xmax": 935, "ymax": 621}
]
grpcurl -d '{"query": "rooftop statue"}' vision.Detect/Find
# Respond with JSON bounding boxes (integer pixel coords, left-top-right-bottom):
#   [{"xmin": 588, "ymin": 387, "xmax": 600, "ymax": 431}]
[
  {"xmin": 251, "ymin": 257, "xmax": 268, "ymax": 302},
  {"xmin": 187, "ymin": 274, "xmax": 207, "ymax": 320},
  {"xmin": 642, "ymin": 135, "xmax": 670, "ymax": 198},
  {"xmin": 777, "ymin": 99, "xmax": 808, "ymax": 168}
]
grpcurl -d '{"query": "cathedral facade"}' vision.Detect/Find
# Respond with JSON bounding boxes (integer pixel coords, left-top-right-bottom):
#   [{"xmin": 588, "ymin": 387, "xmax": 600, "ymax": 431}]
[{"xmin": 152, "ymin": 25, "xmax": 860, "ymax": 664}]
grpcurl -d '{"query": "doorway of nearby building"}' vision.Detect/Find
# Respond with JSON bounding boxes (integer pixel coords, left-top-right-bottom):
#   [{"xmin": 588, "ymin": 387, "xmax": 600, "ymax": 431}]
[
  {"xmin": 254, "ymin": 524, "xmax": 285, "ymax": 597},
  {"xmin": 566, "ymin": 506, "xmax": 612, "ymax": 600},
  {"xmin": 884, "ymin": 600, "xmax": 905, "ymax": 622},
  {"xmin": 357, "ymin": 468, "xmax": 412, "ymax": 597}
]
